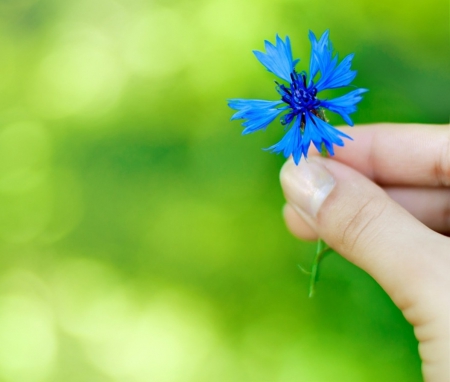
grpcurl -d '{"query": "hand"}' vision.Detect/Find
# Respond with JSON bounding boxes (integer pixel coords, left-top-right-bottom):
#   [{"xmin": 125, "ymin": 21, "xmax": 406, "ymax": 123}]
[{"xmin": 280, "ymin": 123, "xmax": 450, "ymax": 382}]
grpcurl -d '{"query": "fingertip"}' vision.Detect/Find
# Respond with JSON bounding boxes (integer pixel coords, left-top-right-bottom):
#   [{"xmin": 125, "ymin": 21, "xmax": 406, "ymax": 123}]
[
  {"xmin": 283, "ymin": 203, "xmax": 319, "ymax": 241},
  {"xmin": 281, "ymin": 155, "xmax": 441, "ymax": 303}
]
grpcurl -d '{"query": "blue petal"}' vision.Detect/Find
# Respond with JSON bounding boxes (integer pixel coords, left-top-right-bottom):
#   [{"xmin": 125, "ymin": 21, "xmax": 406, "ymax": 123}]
[
  {"xmin": 308, "ymin": 31, "xmax": 358, "ymax": 91},
  {"xmin": 265, "ymin": 117, "xmax": 304, "ymax": 164},
  {"xmin": 320, "ymin": 88, "xmax": 368, "ymax": 126},
  {"xmin": 253, "ymin": 35, "xmax": 299, "ymax": 82},
  {"xmin": 264, "ymin": 112, "xmax": 354, "ymax": 165},
  {"xmin": 228, "ymin": 99, "xmax": 284, "ymax": 134},
  {"xmin": 308, "ymin": 30, "xmax": 331, "ymax": 82},
  {"xmin": 305, "ymin": 113, "xmax": 353, "ymax": 156},
  {"xmin": 316, "ymin": 53, "xmax": 357, "ymax": 91}
]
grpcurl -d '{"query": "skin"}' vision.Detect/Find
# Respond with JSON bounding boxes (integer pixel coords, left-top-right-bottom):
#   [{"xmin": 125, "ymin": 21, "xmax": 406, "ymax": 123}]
[{"xmin": 280, "ymin": 124, "xmax": 450, "ymax": 382}]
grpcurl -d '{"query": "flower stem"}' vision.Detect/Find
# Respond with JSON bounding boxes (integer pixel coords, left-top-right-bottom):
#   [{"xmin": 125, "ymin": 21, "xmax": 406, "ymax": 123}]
[
  {"xmin": 307, "ymin": 142, "xmax": 331, "ymax": 298},
  {"xmin": 308, "ymin": 238, "xmax": 331, "ymax": 298},
  {"xmin": 320, "ymin": 142, "xmax": 328, "ymax": 157}
]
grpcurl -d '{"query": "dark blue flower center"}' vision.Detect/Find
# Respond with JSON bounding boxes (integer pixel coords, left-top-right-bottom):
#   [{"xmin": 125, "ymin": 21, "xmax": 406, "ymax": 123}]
[{"xmin": 276, "ymin": 71, "xmax": 320, "ymax": 127}]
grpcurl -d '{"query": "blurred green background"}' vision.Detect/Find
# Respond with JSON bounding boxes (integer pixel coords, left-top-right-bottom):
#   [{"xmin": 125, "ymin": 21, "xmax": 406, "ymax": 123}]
[{"xmin": 0, "ymin": 0, "xmax": 448, "ymax": 381}]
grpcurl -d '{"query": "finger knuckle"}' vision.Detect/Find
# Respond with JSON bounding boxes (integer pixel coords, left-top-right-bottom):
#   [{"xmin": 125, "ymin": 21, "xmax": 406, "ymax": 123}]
[
  {"xmin": 340, "ymin": 196, "xmax": 389, "ymax": 253},
  {"xmin": 443, "ymin": 193, "xmax": 450, "ymax": 232},
  {"xmin": 435, "ymin": 129, "xmax": 450, "ymax": 187}
]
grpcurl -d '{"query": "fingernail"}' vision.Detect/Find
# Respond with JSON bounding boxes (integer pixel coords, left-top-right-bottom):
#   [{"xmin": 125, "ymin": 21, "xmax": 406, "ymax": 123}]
[{"xmin": 280, "ymin": 158, "xmax": 336, "ymax": 218}]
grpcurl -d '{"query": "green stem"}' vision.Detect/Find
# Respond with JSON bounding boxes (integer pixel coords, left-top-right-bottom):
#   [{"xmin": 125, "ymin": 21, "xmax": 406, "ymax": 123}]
[
  {"xmin": 320, "ymin": 143, "xmax": 328, "ymax": 157},
  {"xmin": 308, "ymin": 239, "xmax": 331, "ymax": 298},
  {"xmin": 307, "ymin": 142, "xmax": 331, "ymax": 297}
]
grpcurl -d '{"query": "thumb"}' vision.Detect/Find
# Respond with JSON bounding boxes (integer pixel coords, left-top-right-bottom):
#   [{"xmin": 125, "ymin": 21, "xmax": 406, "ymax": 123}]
[{"xmin": 280, "ymin": 156, "xmax": 448, "ymax": 310}]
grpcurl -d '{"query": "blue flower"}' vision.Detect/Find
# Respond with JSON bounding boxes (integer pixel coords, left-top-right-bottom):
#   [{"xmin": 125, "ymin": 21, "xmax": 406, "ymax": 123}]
[{"xmin": 228, "ymin": 31, "xmax": 368, "ymax": 164}]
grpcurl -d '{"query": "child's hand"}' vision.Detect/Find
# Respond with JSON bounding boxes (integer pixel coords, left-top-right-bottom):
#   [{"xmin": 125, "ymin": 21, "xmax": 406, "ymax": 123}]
[{"xmin": 280, "ymin": 124, "xmax": 450, "ymax": 382}]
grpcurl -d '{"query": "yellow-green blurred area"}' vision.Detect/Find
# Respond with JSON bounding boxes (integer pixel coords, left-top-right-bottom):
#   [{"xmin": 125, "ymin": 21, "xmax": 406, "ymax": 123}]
[{"xmin": 0, "ymin": 0, "xmax": 448, "ymax": 381}]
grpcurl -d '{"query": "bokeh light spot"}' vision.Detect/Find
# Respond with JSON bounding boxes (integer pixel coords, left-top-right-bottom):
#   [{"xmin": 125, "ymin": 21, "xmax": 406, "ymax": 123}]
[
  {"xmin": 122, "ymin": 8, "xmax": 193, "ymax": 78},
  {"xmin": 0, "ymin": 121, "xmax": 50, "ymax": 193},
  {"xmin": 50, "ymin": 257, "xmax": 123, "ymax": 337},
  {"xmin": 0, "ymin": 294, "xmax": 56, "ymax": 382},
  {"xmin": 85, "ymin": 291, "xmax": 216, "ymax": 382},
  {"xmin": 40, "ymin": 168, "xmax": 84, "ymax": 243},
  {"xmin": 32, "ymin": 34, "xmax": 125, "ymax": 119},
  {"xmin": 0, "ymin": 121, "xmax": 52, "ymax": 243}
]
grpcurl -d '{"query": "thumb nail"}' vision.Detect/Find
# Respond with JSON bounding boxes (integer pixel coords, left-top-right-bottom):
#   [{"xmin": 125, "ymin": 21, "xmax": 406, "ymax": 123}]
[{"xmin": 280, "ymin": 158, "xmax": 336, "ymax": 218}]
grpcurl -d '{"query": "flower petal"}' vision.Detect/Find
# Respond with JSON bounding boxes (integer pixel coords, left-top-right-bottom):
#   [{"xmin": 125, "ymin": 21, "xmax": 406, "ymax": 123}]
[
  {"xmin": 265, "ymin": 117, "xmax": 304, "ymax": 164},
  {"xmin": 308, "ymin": 31, "xmax": 358, "ymax": 91},
  {"xmin": 228, "ymin": 99, "xmax": 284, "ymax": 134},
  {"xmin": 308, "ymin": 30, "xmax": 331, "ymax": 82},
  {"xmin": 306, "ymin": 113, "xmax": 353, "ymax": 156},
  {"xmin": 320, "ymin": 88, "xmax": 368, "ymax": 126},
  {"xmin": 253, "ymin": 35, "xmax": 298, "ymax": 82},
  {"xmin": 316, "ymin": 53, "xmax": 357, "ymax": 91},
  {"xmin": 263, "ymin": 112, "xmax": 354, "ymax": 165}
]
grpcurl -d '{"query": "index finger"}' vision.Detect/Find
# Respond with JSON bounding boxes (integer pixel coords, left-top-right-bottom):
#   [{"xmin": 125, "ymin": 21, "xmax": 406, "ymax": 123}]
[{"xmin": 315, "ymin": 123, "xmax": 450, "ymax": 187}]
